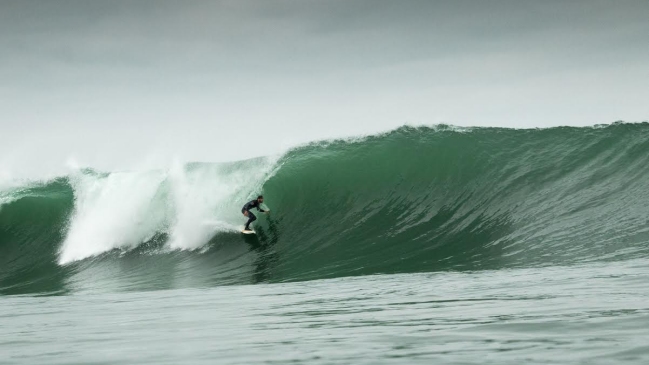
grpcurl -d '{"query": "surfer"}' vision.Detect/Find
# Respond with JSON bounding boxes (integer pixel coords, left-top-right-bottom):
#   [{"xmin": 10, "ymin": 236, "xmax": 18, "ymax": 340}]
[{"xmin": 241, "ymin": 195, "xmax": 268, "ymax": 231}]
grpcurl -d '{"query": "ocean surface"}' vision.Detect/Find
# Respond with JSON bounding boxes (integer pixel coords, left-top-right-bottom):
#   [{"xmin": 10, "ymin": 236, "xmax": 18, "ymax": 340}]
[{"xmin": 2, "ymin": 123, "xmax": 649, "ymax": 364}]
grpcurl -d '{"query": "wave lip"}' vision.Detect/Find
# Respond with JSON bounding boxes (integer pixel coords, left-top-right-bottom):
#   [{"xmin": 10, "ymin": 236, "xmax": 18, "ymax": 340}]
[{"xmin": 2, "ymin": 122, "xmax": 649, "ymax": 294}]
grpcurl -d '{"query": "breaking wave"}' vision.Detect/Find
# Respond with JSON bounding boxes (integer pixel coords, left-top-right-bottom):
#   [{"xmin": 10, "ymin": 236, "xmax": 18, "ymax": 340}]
[{"xmin": 2, "ymin": 123, "xmax": 649, "ymax": 295}]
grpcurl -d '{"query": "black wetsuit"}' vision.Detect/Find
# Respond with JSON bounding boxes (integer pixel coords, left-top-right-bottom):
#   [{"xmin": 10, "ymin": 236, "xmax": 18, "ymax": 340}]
[{"xmin": 242, "ymin": 200, "xmax": 266, "ymax": 230}]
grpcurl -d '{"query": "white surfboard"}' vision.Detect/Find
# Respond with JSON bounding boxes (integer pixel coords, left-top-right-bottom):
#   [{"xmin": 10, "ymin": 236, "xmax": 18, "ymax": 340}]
[{"xmin": 241, "ymin": 229, "xmax": 256, "ymax": 235}]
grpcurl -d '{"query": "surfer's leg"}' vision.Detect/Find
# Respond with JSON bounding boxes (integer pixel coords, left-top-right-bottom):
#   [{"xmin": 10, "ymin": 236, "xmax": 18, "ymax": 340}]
[{"xmin": 245, "ymin": 212, "xmax": 257, "ymax": 230}]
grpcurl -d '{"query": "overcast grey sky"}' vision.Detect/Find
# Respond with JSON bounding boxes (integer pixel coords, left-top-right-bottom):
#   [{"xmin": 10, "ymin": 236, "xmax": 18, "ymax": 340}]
[{"xmin": 1, "ymin": 0, "xmax": 648, "ymax": 177}]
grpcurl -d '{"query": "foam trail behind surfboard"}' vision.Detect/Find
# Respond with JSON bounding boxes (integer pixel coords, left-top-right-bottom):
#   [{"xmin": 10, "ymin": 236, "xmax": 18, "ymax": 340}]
[{"xmin": 201, "ymin": 220, "xmax": 241, "ymax": 232}]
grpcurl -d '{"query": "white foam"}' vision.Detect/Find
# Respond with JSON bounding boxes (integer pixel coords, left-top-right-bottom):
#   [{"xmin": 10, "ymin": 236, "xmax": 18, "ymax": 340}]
[
  {"xmin": 58, "ymin": 170, "xmax": 168, "ymax": 264},
  {"xmin": 166, "ymin": 156, "xmax": 279, "ymax": 250},
  {"xmin": 58, "ymin": 156, "xmax": 280, "ymax": 263}
]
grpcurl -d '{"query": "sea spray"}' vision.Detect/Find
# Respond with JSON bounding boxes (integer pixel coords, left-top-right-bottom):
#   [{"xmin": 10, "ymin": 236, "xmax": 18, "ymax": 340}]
[
  {"xmin": 166, "ymin": 156, "xmax": 279, "ymax": 250},
  {"xmin": 58, "ymin": 169, "xmax": 168, "ymax": 264}
]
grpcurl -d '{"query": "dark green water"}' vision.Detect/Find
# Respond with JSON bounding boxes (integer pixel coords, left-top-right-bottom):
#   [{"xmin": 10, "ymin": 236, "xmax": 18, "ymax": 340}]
[{"xmin": 1, "ymin": 123, "xmax": 649, "ymax": 363}]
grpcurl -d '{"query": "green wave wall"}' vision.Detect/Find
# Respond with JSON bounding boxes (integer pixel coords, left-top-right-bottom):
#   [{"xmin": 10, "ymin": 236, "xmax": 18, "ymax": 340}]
[{"xmin": 2, "ymin": 123, "xmax": 649, "ymax": 295}]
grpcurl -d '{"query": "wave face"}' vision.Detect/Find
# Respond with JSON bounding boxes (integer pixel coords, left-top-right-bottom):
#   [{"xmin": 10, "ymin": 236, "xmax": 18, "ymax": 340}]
[{"xmin": 2, "ymin": 123, "xmax": 649, "ymax": 295}]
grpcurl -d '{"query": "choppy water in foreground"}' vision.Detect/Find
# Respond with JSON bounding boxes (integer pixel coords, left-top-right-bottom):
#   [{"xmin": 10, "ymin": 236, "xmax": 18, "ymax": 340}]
[{"xmin": 3, "ymin": 259, "xmax": 648, "ymax": 365}]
